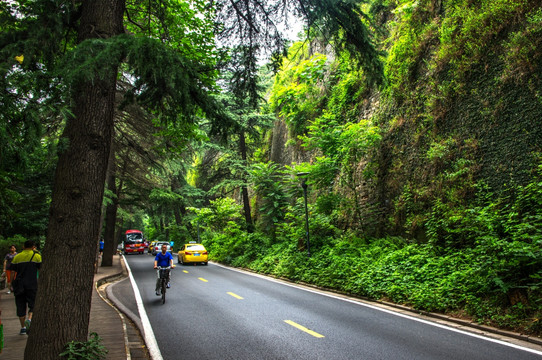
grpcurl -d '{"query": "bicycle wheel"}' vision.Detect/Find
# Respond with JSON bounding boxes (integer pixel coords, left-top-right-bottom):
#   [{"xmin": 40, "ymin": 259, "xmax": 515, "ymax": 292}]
[{"xmin": 161, "ymin": 279, "xmax": 166, "ymax": 304}]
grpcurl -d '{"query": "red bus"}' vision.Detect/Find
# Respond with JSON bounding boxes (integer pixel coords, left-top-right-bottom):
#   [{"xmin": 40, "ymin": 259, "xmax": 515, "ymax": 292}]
[{"xmin": 124, "ymin": 229, "xmax": 145, "ymax": 254}]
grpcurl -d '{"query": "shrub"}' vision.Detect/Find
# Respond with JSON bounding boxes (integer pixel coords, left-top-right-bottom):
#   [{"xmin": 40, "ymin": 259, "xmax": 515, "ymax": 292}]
[{"xmin": 59, "ymin": 332, "xmax": 107, "ymax": 360}]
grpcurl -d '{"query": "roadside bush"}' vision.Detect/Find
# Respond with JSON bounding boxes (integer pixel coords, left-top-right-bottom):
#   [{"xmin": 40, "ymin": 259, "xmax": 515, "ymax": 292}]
[
  {"xmin": 59, "ymin": 332, "xmax": 107, "ymax": 360},
  {"xmin": 201, "ymin": 164, "xmax": 542, "ymax": 336},
  {"xmin": 204, "ymin": 221, "xmax": 244, "ymax": 263}
]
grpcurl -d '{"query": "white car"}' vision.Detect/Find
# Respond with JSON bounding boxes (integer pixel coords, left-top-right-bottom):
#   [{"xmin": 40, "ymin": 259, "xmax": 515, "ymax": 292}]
[{"xmin": 151, "ymin": 242, "xmax": 172, "ymax": 256}]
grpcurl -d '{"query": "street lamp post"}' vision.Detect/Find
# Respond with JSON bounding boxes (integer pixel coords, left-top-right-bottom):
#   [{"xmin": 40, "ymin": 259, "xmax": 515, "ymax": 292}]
[{"xmin": 297, "ymin": 172, "xmax": 310, "ymax": 257}]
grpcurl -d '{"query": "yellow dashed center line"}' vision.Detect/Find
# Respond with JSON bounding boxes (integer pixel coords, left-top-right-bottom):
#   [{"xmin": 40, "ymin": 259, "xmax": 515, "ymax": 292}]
[
  {"xmin": 183, "ymin": 270, "xmax": 189, "ymax": 273},
  {"xmin": 284, "ymin": 320, "xmax": 325, "ymax": 338},
  {"xmin": 198, "ymin": 277, "xmax": 208, "ymax": 282},
  {"xmin": 227, "ymin": 292, "xmax": 244, "ymax": 300}
]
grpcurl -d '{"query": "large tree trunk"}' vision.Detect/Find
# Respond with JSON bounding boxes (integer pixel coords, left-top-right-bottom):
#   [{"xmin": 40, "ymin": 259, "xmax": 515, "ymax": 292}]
[
  {"xmin": 102, "ymin": 153, "xmax": 125, "ymax": 266},
  {"xmin": 171, "ymin": 176, "xmax": 184, "ymax": 226},
  {"xmin": 171, "ymin": 176, "xmax": 196, "ymax": 240},
  {"xmin": 165, "ymin": 217, "xmax": 170, "ymax": 243},
  {"xmin": 115, "ymin": 218, "xmax": 124, "ymax": 252},
  {"xmin": 25, "ymin": 2, "xmax": 125, "ymax": 359},
  {"xmin": 239, "ymin": 131, "xmax": 253, "ymax": 232},
  {"xmin": 180, "ymin": 203, "xmax": 197, "ymax": 240},
  {"xmin": 102, "ymin": 171, "xmax": 119, "ymax": 266}
]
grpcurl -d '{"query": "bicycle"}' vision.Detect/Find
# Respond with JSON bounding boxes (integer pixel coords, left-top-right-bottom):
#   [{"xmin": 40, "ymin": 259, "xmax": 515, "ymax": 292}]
[{"xmin": 156, "ymin": 266, "xmax": 171, "ymax": 304}]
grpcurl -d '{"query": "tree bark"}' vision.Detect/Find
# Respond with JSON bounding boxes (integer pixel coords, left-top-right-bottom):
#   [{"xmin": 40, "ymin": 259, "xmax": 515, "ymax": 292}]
[
  {"xmin": 115, "ymin": 218, "xmax": 124, "ymax": 252},
  {"xmin": 180, "ymin": 203, "xmax": 197, "ymax": 240},
  {"xmin": 173, "ymin": 205, "xmax": 183, "ymax": 226},
  {"xmin": 165, "ymin": 217, "xmax": 170, "ymax": 243},
  {"xmin": 171, "ymin": 176, "xmax": 196, "ymax": 240},
  {"xmin": 171, "ymin": 176, "xmax": 184, "ymax": 226},
  {"xmin": 25, "ymin": 1, "xmax": 125, "ymax": 359},
  {"xmin": 102, "ymin": 171, "xmax": 119, "ymax": 266},
  {"xmin": 102, "ymin": 154, "xmax": 125, "ymax": 266},
  {"xmin": 239, "ymin": 131, "xmax": 254, "ymax": 232}
]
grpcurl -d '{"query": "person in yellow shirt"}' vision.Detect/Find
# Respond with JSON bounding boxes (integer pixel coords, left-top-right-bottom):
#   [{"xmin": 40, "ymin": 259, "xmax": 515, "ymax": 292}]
[{"xmin": 10, "ymin": 240, "xmax": 41, "ymax": 335}]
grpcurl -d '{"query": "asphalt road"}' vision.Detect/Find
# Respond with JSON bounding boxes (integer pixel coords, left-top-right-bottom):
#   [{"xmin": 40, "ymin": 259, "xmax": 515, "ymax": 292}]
[{"xmin": 119, "ymin": 254, "xmax": 542, "ymax": 360}]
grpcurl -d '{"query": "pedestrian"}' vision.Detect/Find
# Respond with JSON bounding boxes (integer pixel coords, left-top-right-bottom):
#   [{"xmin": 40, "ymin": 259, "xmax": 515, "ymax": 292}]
[
  {"xmin": 99, "ymin": 237, "xmax": 104, "ymax": 256},
  {"xmin": 3, "ymin": 245, "xmax": 17, "ymax": 294},
  {"xmin": 10, "ymin": 240, "xmax": 41, "ymax": 335}
]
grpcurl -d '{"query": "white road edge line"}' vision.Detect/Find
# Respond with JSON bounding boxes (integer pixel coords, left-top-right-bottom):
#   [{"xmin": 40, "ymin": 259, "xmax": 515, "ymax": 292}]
[
  {"xmin": 124, "ymin": 255, "xmax": 163, "ymax": 360},
  {"xmin": 213, "ymin": 262, "xmax": 542, "ymax": 357}
]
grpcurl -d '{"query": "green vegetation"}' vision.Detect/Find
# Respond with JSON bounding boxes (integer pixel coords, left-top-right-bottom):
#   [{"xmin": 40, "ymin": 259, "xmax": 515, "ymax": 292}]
[
  {"xmin": 59, "ymin": 333, "xmax": 108, "ymax": 360},
  {"xmin": 193, "ymin": 0, "xmax": 542, "ymax": 336},
  {"xmin": 1, "ymin": 0, "xmax": 541, "ymax": 348},
  {"xmin": 197, "ymin": 160, "xmax": 542, "ymax": 334}
]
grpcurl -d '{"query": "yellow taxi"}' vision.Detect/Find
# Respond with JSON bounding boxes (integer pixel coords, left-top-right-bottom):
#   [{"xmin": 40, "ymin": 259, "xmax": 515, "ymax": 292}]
[
  {"xmin": 148, "ymin": 241, "xmax": 157, "ymax": 255},
  {"xmin": 178, "ymin": 242, "xmax": 208, "ymax": 265}
]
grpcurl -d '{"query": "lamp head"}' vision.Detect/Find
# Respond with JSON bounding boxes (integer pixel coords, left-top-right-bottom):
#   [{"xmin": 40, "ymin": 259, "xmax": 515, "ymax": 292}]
[{"xmin": 297, "ymin": 172, "xmax": 309, "ymax": 188}]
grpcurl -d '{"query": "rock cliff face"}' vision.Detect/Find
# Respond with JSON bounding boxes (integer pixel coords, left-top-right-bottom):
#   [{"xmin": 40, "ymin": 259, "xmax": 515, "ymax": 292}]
[
  {"xmin": 269, "ymin": 120, "xmax": 306, "ymax": 165},
  {"xmin": 266, "ymin": 1, "xmax": 542, "ymax": 238}
]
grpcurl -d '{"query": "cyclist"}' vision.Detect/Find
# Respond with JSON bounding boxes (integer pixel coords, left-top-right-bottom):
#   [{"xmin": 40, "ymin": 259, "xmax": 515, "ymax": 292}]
[{"xmin": 154, "ymin": 243, "xmax": 175, "ymax": 296}]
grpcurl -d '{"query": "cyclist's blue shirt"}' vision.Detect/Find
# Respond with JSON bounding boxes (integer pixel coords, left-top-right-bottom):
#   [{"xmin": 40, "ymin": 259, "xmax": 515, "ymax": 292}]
[{"xmin": 155, "ymin": 252, "xmax": 173, "ymax": 267}]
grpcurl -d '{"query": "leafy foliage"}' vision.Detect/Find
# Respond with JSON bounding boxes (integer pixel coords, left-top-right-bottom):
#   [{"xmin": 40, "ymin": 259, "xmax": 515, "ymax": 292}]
[
  {"xmin": 249, "ymin": 162, "xmax": 290, "ymax": 237},
  {"xmin": 59, "ymin": 332, "xmax": 108, "ymax": 360},
  {"xmin": 198, "ymin": 6, "xmax": 542, "ymax": 332},
  {"xmin": 269, "ymin": 51, "xmax": 328, "ymax": 136},
  {"xmin": 3, "ymin": 0, "xmax": 542, "ymax": 342},
  {"xmin": 201, "ymin": 163, "xmax": 542, "ymax": 334},
  {"xmin": 191, "ymin": 198, "xmax": 244, "ymax": 233}
]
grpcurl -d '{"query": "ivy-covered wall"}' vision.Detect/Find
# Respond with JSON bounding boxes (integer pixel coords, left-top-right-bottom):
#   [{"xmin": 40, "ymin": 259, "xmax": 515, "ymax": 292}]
[
  {"xmin": 442, "ymin": 62, "xmax": 542, "ymax": 189},
  {"xmin": 374, "ymin": 0, "xmax": 542, "ymax": 238},
  {"xmin": 267, "ymin": 0, "xmax": 542, "ymax": 240}
]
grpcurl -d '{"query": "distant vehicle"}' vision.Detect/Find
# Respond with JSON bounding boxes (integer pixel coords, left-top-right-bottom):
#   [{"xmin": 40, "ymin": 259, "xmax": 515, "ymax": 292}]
[
  {"xmin": 123, "ymin": 230, "xmax": 145, "ymax": 255},
  {"xmin": 178, "ymin": 243, "xmax": 208, "ymax": 265},
  {"xmin": 151, "ymin": 242, "xmax": 172, "ymax": 256}
]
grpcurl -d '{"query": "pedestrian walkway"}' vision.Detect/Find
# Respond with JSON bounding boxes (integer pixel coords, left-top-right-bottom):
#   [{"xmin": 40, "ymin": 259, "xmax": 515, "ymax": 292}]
[{"xmin": 0, "ymin": 255, "xmax": 149, "ymax": 359}]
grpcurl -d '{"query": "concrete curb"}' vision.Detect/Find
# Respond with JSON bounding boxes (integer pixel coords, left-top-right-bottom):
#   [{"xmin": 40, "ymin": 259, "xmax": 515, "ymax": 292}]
[
  {"xmin": 378, "ymin": 301, "xmax": 542, "ymax": 347},
  {"xmin": 105, "ymin": 278, "xmax": 144, "ymax": 334}
]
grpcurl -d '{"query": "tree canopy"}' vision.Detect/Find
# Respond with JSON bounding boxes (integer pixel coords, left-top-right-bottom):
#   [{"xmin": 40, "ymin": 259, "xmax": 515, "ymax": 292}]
[{"xmin": 3, "ymin": 0, "xmax": 541, "ymax": 357}]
